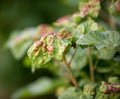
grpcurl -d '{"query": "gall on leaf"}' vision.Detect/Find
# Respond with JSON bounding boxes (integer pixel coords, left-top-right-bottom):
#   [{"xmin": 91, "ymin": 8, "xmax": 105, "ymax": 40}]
[
  {"xmin": 78, "ymin": 0, "xmax": 101, "ymax": 18},
  {"xmin": 27, "ymin": 30, "xmax": 72, "ymax": 70}
]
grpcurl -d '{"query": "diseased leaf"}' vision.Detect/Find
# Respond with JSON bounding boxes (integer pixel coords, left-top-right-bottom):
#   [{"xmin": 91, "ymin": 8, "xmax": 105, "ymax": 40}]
[
  {"xmin": 6, "ymin": 24, "xmax": 54, "ymax": 59},
  {"xmin": 95, "ymin": 78, "xmax": 120, "ymax": 99},
  {"xmin": 77, "ymin": 31, "xmax": 120, "ymax": 49},
  {"xmin": 58, "ymin": 87, "xmax": 81, "ymax": 99},
  {"xmin": 79, "ymin": 0, "xmax": 101, "ymax": 18},
  {"xmin": 27, "ymin": 30, "xmax": 72, "ymax": 69}
]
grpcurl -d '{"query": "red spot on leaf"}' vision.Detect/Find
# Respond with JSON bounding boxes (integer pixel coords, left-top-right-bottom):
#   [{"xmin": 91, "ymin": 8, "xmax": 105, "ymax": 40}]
[
  {"xmin": 42, "ymin": 43, "xmax": 47, "ymax": 51},
  {"xmin": 48, "ymin": 46, "xmax": 54, "ymax": 54}
]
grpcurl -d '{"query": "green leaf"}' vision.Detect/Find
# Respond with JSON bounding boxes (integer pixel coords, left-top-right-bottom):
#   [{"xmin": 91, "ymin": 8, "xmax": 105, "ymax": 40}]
[
  {"xmin": 6, "ymin": 29, "xmax": 36, "ymax": 59},
  {"xmin": 11, "ymin": 77, "xmax": 64, "ymax": 98},
  {"xmin": 58, "ymin": 87, "xmax": 81, "ymax": 99},
  {"xmin": 74, "ymin": 20, "xmax": 98, "ymax": 38},
  {"xmin": 96, "ymin": 48, "xmax": 116, "ymax": 60},
  {"xmin": 110, "ymin": 63, "xmax": 120, "ymax": 74},
  {"xmin": 77, "ymin": 31, "xmax": 120, "ymax": 49},
  {"xmin": 27, "ymin": 31, "xmax": 72, "ymax": 69}
]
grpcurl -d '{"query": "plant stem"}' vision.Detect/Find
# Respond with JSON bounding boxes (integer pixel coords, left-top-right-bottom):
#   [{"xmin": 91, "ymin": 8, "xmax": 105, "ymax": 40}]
[
  {"xmin": 68, "ymin": 48, "xmax": 77, "ymax": 66},
  {"xmin": 56, "ymin": 61, "xmax": 71, "ymax": 81},
  {"xmin": 63, "ymin": 55, "xmax": 79, "ymax": 87},
  {"xmin": 87, "ymin": 47, "xmax": 95, "ymax": 83},
  {"xmin": 94, "ymin": 58, "xmax": 99, "ymax": 70}
]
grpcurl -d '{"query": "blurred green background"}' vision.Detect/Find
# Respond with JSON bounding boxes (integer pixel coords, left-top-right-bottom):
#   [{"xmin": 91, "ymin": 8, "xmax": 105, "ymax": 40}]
[{"xmin": 0, "ymin": 0, "xmax": 78, "ymax": 98}]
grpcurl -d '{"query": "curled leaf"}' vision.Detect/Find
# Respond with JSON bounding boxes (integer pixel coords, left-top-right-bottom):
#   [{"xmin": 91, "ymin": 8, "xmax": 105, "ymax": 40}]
[{"xmin": 27, "ymin": 30, "xmax": 72, "ymax": 69}]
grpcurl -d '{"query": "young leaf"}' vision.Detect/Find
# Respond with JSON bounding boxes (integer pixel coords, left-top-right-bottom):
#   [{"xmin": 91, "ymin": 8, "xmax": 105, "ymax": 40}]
[{"xmin": 74, "ymin": 20, "xmax": 98, "ymax": 39}]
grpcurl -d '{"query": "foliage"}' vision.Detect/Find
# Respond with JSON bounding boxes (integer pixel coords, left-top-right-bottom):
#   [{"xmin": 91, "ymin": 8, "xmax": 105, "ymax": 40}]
[
  {"xmin": 12, "ymin": 77, "xmax": 65, "ymax": 98},
  {"xmin": 6, "ymin": 0, "xmax": 120, "ymax": 99}
]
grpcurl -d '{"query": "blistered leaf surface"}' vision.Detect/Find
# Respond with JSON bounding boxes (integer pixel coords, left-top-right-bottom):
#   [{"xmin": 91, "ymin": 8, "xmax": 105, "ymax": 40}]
[
  {"xmin": 79, "ymin": 0, "xmax": 101, "ymax": 18},
  {"xmin": 27, "ymin": 31, "xmax": 72, "ymax": 69}
]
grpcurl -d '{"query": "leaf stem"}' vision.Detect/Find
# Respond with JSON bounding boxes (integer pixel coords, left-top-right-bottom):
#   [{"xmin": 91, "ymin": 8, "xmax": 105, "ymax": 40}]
[
  {"xmin": 87, "ymin": 47, "xmax": 95, "ymax": 83},
  {"xmin": 63, "ymin": 55, "xmax": 79, "ymax": 87}
]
